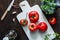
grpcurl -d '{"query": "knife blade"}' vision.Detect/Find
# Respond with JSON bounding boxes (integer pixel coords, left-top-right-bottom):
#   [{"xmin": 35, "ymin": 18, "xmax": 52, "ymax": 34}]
[{"xmin": 1, "ymin": 0, "xmax": 15, "ymax": 21}]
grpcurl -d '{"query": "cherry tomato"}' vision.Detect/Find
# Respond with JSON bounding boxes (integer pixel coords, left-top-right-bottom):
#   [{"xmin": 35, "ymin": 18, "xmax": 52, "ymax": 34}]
[
  {"xmin": 20, "ymin": 19, "xmax": 28, "ymax": 26},
  {"xmin": 49, "ymin": 17, "xmax": 56, "ymax": 25}
]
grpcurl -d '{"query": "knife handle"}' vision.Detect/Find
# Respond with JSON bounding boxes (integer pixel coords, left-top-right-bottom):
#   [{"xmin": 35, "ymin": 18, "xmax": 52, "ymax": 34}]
[{"xmin": 1, "ymin": 10, "xmax": 8, "ymax": 21}]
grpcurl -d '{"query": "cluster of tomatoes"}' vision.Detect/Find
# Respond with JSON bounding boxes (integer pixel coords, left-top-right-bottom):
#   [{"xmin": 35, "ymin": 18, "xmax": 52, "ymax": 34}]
[{"xmin": 20, "ymin": 11, "xmax": 56, "ymax": 32}]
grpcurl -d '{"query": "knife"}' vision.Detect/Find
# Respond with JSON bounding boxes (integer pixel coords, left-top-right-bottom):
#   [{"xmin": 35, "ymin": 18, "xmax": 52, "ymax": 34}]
[{"xmin": 1, "ymin": 0, "xmax": 15, "ymax": 21}]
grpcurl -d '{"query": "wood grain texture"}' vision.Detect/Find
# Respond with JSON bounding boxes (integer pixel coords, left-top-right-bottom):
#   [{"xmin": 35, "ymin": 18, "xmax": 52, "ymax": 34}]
[{"xmin": 0, "ymin": 0, "xmax": 60, "ymax": 40}]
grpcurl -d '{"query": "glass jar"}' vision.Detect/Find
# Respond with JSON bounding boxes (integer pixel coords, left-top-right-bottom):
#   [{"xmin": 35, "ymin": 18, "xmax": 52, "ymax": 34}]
[{"xmin": 3, "ymin": 30, "xmax": 17, "ymax": 40}]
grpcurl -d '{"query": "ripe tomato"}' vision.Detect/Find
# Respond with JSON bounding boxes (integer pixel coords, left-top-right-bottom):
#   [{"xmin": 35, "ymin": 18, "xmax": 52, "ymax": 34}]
[
  {"xmin": 28, "ymin": 23, "xmax": 37, "ymax": 32},
  {"xmin": 20, "ymin": 19, "xmax": 28, "ymax": 26},
  {"xmin": 48, "ymin": 17, "xmax": 56, "ymax": 25},
  {"xmin": 37, "ymin": 22, "xmax": 48, "ymax": 32},
  {"xmin": 28, "ymin": 11, "xmax": 39, "ymax": 23}
]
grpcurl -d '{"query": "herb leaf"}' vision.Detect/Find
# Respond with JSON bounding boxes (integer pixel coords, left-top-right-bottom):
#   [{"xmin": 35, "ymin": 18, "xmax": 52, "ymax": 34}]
[
  {"xmin": 44, "ymin": 32, "xmax": 60, "ymax": 40},
  {"xmin": 44, "ymin": 34, "xmax": 51, "ymax": 40},
  {"xmin": 40, "ymin": 0, "xmax": 56, "ymax": 14}
]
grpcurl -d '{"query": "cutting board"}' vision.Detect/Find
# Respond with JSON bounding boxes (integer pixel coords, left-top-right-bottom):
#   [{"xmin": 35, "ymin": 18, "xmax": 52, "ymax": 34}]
[{"xmin": 16, "ymin": 1, "xmax": 56, "ymax": 40}]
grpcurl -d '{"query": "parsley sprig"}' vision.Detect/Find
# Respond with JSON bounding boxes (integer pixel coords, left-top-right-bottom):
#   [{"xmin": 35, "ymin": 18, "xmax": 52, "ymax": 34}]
[
  {"xmin": 44, "ymin": 34, "xmax": 51, "ymax": 40},
  {"xmin": 40, "ymin": 0, "xmax": 56, "ymax": 14},
  {"xmin": 44, "ymin": 32, "xmax": 60, "ymax": 40}
]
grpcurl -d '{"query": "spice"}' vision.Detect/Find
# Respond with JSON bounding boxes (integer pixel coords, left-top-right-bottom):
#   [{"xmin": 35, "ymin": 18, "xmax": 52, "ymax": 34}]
[
  {"xmin": 13, "ymin": 18, "xmax": 16, "ymax": 22},
  {"xmin": 12, "ymin": 11, "xmax": 17, "ymax": 15}
]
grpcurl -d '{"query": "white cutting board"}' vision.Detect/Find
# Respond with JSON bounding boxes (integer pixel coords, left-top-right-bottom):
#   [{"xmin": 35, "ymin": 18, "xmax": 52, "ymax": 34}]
[{"xmin": 16, "ymin": 1, "xmax": 56, "ymax": 40}]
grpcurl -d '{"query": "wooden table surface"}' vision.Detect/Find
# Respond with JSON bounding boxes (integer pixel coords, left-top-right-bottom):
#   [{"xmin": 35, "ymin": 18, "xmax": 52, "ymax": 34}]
[{"xmin": 0, "ymin": 0, "xmax": 60, "ymax": 40}]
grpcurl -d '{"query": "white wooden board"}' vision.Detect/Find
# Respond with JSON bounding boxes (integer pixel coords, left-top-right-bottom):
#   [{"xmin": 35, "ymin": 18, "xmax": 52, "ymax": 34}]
[{"xmin": 16, "ymin": 1, "xmax": 56, "ymax": 40}]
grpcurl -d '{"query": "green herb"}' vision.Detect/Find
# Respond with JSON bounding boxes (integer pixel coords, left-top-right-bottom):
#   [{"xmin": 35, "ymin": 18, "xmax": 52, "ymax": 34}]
[
  {"xmin": 44, "ymin": 34, "xmax": 51, "ymax": 40},
  {"xmin": 53, "ymin": 32, "xmax": 60, "ymax": 40},
  {"xmin": 44, "ymin": 35, "xmax": 49, "ymax": 40},
  {"xmin": 44, "ymin": 32, "xmax": 60, "ymax": 40},
  {"xmin": 40, "ymin": 0, "xmax": 56, "ymax": 14}
]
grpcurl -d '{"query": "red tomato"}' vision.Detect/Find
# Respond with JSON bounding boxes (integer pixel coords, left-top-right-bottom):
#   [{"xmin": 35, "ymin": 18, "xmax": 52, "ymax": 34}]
[
  {"xmin": 28, "ymin": 23, "xmax": 37, "ymax": 32},
  {"xmin": 49, "ymin": 17, "xmax": 56, "ymax": 25},
  {"xmin": 28, "ymin": 11, "xmax": 39, "ymax": 23},
  {"xmin": 37, "ymin": 22, "xmax": 48, "ymax": 32},
  {"xmin": 20, "ymin": 19, "xmax": 28, "ymax": 26}
]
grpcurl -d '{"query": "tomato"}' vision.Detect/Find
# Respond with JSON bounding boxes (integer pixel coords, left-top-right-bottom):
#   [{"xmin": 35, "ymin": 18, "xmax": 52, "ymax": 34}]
[
  {"xmin": 28, "ymin": 11, "xmax": 39, "ymax": 23},
  {"xmin": 20, "ymin": 19, "xmax": 28, "ymax": 26},
  {"xmin": 48, "ymin": 17, "xmax": 56, "ymax": 25},
  {"xmin": 37, "ymin": 22, "xmax": 48, "ymax": 32},
  {"xmin": 28, "ymin": 23, "xmax": 37, "ymax": 32}
]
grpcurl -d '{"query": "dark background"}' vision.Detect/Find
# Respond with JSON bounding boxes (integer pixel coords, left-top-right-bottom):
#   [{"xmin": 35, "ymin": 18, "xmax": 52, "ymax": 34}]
[{"xmin": 0, "ymin": 0, "xmax": 60, "ymax": 40}]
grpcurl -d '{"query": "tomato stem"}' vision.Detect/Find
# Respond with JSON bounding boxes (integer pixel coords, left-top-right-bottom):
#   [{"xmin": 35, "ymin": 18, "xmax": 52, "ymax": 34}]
[
  {"xmin": 32, "ymin": 16, "xmax": 35, "ymax": 18},
  {"xmin": 31, "ymin": 25, "xmax": 34, "ymax": 28}
]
